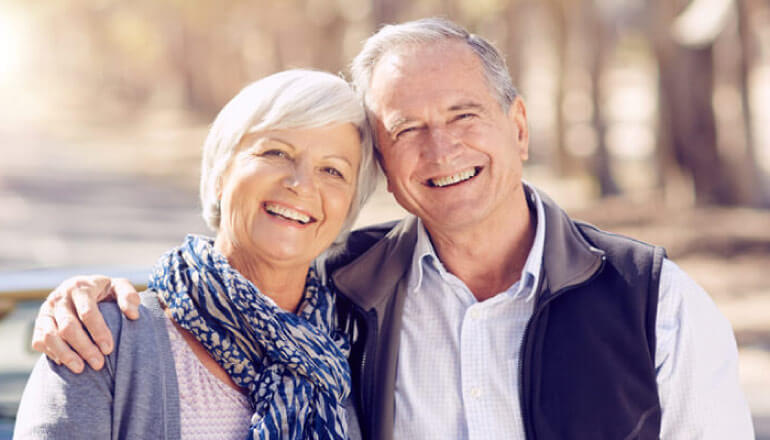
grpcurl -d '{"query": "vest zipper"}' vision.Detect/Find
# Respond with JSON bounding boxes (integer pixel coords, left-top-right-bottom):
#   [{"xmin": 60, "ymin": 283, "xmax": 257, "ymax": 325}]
[
  {"xmin": 355, "ymin": 307, "xmax": 378, "ymax": 439},
  {"xmin": 518, "ymin": 255, "xmax": 606, "ymax": 438}
]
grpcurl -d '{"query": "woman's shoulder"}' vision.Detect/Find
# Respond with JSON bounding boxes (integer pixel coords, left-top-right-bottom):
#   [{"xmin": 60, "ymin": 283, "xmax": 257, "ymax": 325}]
[
  {"xmin": 97, "ymin": 291, "xmax": 170, "ymax": 361},
  {"xmin": 96, "ymin": 291, "xmax": 164, "ymax": 333}
]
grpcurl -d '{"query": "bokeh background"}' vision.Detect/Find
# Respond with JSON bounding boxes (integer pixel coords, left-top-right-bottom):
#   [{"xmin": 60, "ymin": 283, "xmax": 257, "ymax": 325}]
[{"xmin": 0, "ymin": 0, "xmax": 768, "ymax": 436}]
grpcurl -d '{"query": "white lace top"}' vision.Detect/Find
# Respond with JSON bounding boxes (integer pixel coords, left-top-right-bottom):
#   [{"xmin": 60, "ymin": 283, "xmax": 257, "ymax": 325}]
[{"xmin": 164, "ymin": 317, "xmax": 253, "ymax": 440}]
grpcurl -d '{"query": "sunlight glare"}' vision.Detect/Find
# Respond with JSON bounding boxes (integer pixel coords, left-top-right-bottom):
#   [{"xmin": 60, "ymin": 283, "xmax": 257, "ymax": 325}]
[{"xmin": 0, "ymin": 7, "xmax": 26, "ymax": 86}]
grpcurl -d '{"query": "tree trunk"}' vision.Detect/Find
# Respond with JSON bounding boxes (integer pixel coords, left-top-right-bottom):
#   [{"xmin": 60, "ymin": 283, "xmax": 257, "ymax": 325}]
[
  {"xmin": 651, "ymin": 0, "xmax": 744, "ymax": 205},
  {"xmin": 586, "ymin": 1, "xmax": 620, "ymax": 196},
  {"xmin": 545, "ymin": 0, "xmax": 571, "ymax": 175},
  {"xmin": 736, "ymin": 0, "xmax": 770, "ymax": 206},
  {"xmin": 372, "ymin": 0, "xmax": 403, "ymax": 26}
]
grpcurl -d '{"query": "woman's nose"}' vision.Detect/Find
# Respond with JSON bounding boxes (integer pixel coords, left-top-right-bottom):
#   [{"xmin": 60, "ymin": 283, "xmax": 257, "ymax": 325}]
[{"xmin": 282, "ymin": 164, "xmax": 315, "ymax": 196}]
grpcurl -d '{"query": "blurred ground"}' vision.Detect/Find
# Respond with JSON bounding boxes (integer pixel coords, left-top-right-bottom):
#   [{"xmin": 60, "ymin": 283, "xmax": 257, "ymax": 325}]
[{"xmin": 0, "ymin": 116, "xmax": 768, "ymax": 436}]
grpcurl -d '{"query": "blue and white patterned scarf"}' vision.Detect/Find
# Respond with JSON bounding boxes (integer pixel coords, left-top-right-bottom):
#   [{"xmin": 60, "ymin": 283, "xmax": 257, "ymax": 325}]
[{"xmin": 148, "ymin": 234, "xmax": 351, "ymax": 439}]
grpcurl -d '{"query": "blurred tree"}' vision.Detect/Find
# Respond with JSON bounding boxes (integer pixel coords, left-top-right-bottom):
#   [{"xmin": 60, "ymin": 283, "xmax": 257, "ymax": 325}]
[
  {"xmin": 544, "ymin": 0, "xmax": 571, "ymax": 175},
  {"xmin": 12, "ymin": 0, "xmax": 768, "ymax": 207},
  {"xmin": 651, "ymin": 0, "xmax": 768, "ymax": 206},
  {"xmin": 372, "ymin": 0, "xmax": 405, "ymax": 24},
  {"xmin": 735, "ymin": 0, "xmax": 770, "ymax": 206},
  {"xmin": 585, "ymin": 0, "xmax": 621, "ymax": 196}
]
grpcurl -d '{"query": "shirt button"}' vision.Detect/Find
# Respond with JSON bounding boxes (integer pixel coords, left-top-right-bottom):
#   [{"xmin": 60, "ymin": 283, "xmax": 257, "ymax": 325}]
[
  {"xmin": 469, "ymin": 309, "xmax": 481, "ymax": 319},
  {"xmin": 470, "ymin": 387, "xmax": 482, "ymax": 399}
]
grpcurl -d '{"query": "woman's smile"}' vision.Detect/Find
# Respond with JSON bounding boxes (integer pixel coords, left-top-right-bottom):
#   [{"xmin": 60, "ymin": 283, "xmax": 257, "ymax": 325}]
[
  {"xmin": 216, "ymin": 123, "xmax": 362, "ymax": 268},
  {"xmin": 263, "ymin": 202, "xmax": 315, "ymax": 226}
]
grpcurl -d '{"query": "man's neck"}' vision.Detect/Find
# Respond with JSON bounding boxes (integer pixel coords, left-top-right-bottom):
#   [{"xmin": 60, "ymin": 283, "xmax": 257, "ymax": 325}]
[{"xmin": 425, "ymin": 193, "xmax": 536, "ymax": 302}]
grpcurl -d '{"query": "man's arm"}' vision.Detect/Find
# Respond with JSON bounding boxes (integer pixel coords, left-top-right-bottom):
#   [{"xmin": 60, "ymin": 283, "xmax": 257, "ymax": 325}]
[
  {"xmin": 656, "ymin": 259, "xmax": 755, "ymax": 438},
  {"xmin": 31, "ymin": 275, "xmax": 141, "ymax": 372}
]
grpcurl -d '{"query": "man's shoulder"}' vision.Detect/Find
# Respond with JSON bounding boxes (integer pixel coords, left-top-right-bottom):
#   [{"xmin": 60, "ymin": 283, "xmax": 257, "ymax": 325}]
[
  {"xmin": 349, "ymin": 220, "xmax": 403, "ymax": 247},
  {"xmin": 324, "ymin": 219, "xmax": 404, "ymax": 274},
  {"xmin": 574, "ymin": 220, "xmax": 664, "ymax": 257}
]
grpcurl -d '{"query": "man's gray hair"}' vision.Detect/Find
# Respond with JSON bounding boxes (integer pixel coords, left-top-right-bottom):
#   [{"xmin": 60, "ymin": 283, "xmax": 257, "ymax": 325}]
[
  {"xmin": 200, "ymin": 69, "xmax": 380, "ymax": 241},
  {"xmin": 351, "ymin": 17, "xmax": 518, "ymax": 115}
]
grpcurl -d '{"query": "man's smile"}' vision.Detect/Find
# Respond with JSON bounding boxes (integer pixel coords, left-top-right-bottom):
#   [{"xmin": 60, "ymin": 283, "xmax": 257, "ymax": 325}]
[{"xmin": 426, "ymin": 166, "xmax": 481, "ymax": 188}]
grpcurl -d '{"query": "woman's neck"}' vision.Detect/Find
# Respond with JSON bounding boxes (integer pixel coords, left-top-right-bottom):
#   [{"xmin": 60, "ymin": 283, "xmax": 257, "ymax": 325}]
[{"xmin": 214, "ymin": 237, "xmax": 309, "ymax": 313}]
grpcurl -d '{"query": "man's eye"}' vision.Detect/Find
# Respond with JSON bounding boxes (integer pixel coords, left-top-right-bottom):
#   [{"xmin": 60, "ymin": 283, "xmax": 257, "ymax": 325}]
[
  {"xmin": 395, "ymin": 127, "xmax": 417, "ymax": 139},
  {"xmin": 322, "ymin": 167, "xmax": 344, "ymax": 178},
  {"xmin": 456, "ymin": 113, "xmax": 476, "ymax": 121}
]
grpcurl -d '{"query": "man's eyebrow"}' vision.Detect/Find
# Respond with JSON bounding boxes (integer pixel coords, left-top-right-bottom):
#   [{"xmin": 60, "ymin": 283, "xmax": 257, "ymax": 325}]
[
  {"xmin": 448, "ymin": 102, "xmax": 484, "ymax": 112},
  {"xmin": 384, "ymin": 102, "xmax": 484, "ymax": 134},
  {"xmin": 385, "ymin": 116, "xmax": 415, "ymax": 133}
]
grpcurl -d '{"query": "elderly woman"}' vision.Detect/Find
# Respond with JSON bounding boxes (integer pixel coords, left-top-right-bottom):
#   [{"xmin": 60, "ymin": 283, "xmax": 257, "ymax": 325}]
[{"xmin": 14, "ymin": 69, "xmax": 378, "ymax": 439}]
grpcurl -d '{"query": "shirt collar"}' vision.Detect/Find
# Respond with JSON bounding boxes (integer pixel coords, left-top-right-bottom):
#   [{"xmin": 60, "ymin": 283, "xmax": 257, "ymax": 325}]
[
  {"xmin": 408, "ymin": 181, "xmax": 546, "ymax": 302},
  {"xmin": 407, "ymin": 217, "xmax": 437, "ymax": 293}
]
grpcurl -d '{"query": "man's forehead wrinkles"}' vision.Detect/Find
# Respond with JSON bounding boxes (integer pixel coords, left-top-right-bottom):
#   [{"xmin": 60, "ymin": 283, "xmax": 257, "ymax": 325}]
[{"xmin": 385, "ymin": 115, "xmax": 412, "ymax": 131}]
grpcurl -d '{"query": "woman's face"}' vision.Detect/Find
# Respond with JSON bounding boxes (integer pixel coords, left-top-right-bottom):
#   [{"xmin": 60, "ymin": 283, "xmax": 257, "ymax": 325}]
[{"xmin": 217, "ymin": 123, "xmax": 361, "ymax": 268}]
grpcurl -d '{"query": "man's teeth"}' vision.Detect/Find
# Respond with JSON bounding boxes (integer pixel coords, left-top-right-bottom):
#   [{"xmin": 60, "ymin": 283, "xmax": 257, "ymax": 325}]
[
  {"xmin": 265, "ymin": 203, "xmax": 311, "ymax": 224},
  {"xmin": 430, "ymin": 168, "xmax": 477, "ymax": 187}
]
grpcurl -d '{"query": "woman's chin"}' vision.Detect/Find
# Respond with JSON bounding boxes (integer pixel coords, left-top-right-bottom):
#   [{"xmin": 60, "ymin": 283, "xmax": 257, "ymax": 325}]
[
  {"xmin": 246, "ymin": 236, "xmax": 326, "ymax": 267},
  {"xmin": 246, "ymin": 220, "xmax": 338, "ymax": 265}
]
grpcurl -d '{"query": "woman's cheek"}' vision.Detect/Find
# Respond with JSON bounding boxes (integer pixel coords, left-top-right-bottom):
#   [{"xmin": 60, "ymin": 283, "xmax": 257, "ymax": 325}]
[
  {"xmin": 224, "ymin": 193, "xmax": 257, "ymax": 248},
  {"xmin": 329, "ymin": 185, "xmax": 356, "ymax": 227}
]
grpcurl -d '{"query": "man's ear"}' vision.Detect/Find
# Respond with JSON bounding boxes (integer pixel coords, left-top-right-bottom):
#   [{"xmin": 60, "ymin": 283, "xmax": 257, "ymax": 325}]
[
  {"xmin": 385, "ymin": 174, "xmax": 395, "ymax": 195},
  {"xmin": 508, "ymin": 96, "xmax": 529, "ymax": 161},
  {"xmin": 371, "ymin": 149, "xmax": 395, "ymax": 194}
]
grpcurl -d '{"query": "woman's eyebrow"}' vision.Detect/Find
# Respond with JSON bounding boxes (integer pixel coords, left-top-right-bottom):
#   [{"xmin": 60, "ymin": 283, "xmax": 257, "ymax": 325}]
[
  {"xmin": 259, "ymin": 136, "xmax": 296, "ymax": 150},
  {"xmin": 323, "ymin": 154, "xmax": 354, "ymax": 167}
]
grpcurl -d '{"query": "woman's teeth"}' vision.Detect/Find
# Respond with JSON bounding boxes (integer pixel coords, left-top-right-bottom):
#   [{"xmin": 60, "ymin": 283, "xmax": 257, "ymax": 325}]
[
  {"xmin": 265, "ymin": 203, "xmax": 311, "ymax": 224},
  {"xmin": 430, "ymin": 168, "xmax": 477, "ymax": 187}
]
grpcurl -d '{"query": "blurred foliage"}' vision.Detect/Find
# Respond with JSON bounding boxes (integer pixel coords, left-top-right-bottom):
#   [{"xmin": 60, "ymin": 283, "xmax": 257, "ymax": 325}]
[{"xmin": 3, "ymin": 0, "xmax": 770, "ymax": 207}]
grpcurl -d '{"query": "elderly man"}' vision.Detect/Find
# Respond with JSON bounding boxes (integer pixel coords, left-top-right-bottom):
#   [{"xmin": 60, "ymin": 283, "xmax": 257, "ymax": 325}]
[{"xmin": 32, "ymin": 18, "xmax": 753, "ymax": 439}]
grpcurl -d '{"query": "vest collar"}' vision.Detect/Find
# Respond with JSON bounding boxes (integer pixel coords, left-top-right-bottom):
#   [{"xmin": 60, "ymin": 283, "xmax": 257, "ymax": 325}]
[
  {"xmin": 332, "ymin": 184, "xmax": 605, "ymax": 311},
  {"xmin": 332, "ymin": 216, "xmax": 418, "ymax": 312},
  {"xmin": 529, "ymin": 185, "xmax": 605, "ymax": 296}
]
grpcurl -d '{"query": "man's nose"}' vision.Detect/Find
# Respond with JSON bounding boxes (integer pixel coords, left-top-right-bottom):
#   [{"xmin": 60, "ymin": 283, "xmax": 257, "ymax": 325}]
[{"xmin": 423, "ymin": 127, "xmax": 462, "ymax": 163}]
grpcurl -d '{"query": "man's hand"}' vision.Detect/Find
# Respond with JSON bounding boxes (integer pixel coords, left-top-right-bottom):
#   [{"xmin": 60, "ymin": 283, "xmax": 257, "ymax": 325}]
[{"xmin": 31, "ymin": 275, "xmax": 141, "ymax": 373}]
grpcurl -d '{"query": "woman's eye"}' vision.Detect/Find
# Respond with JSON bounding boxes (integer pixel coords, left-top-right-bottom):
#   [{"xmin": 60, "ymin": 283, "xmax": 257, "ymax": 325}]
[
  {"xmin": 261, "ymin": 149, "xmax": 289, "ymax": 158},
  {"xmin": 322, "ymin": 167, "xmax": 344, "ymax": 179}
]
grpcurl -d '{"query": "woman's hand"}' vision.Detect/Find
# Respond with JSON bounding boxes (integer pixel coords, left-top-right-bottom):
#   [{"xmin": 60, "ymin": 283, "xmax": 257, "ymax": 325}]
[{"xmin": 31, "ymin": 275, "xmax": 141, "ymax": 373}]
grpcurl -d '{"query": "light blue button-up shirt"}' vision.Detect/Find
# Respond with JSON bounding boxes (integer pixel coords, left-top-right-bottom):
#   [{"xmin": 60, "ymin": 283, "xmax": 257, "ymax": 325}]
[{"xmin": 392, "ymin": 189, "xmax": 754, "ymax": 439}]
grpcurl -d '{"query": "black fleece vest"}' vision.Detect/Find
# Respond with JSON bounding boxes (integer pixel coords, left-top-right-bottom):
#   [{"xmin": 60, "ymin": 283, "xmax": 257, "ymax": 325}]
[{"xmin": 521, "ymin": 224, "xmax": 665, "ymax": 439}]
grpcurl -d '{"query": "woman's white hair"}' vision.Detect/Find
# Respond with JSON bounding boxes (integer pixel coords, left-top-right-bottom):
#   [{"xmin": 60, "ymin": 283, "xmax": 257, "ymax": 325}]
[{"xmin": 200, "ymin": 69, "xmax": 380, "ymax": 242}]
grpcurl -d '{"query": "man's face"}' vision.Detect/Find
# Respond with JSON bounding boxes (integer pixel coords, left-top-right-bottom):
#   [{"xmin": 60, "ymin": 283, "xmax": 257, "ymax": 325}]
[{"xmin": 367, "ymin": 40, "xmax": 529, "ymax": 234}]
